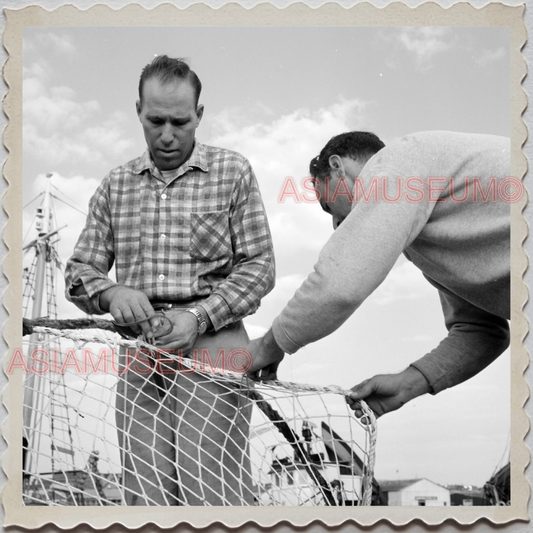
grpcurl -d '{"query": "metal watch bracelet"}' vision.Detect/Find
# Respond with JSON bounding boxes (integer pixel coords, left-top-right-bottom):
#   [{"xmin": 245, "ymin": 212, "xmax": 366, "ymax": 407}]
[{"xmin": 186, "ymin": 307, "xmax": 207, "ymax": 335}]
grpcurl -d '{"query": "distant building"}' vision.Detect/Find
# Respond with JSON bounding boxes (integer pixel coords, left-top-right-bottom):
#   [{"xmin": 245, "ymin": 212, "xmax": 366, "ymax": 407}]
[
  {"xmin": 450, "ymin": 489, "xmax": 486, "ymax": 506},
  {"xmin": 379, "ymin": 478, "xmax": 451, "ymax": 506}
]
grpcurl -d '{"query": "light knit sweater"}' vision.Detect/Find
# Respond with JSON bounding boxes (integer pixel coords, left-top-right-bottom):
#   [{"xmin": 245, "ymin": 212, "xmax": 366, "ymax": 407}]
[{"xmin": 272, "ymin": 131, "xmax": 511, "ymax": 393}]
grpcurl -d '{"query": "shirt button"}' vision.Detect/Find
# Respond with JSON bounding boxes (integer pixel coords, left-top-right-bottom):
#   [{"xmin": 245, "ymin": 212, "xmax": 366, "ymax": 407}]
[
  {"xmin": 160, "ymin": 234, "xmax": 167, "ymax": 240},
  {"xmin": 161, "ymin": 193, "xmax": 167, "ymax": 200},
  {"xmin": 158, "ymin": 274, "xmax": 165, "ymax": 281}
]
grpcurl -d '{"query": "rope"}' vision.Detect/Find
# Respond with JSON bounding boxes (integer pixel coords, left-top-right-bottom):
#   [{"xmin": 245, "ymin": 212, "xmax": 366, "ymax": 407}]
[
  {"xmin": 23, "ymin": 317, "xmax": 123, "ymax": 337},
  {"xmin": 25, "ymin": 324, "xmax": 368, "ymax": 397}
]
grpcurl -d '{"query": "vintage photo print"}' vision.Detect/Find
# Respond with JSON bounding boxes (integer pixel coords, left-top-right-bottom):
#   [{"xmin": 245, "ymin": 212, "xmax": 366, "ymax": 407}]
[{"xmin": 1, "ymin": 2, "xmax": 528, "ymax": 529}]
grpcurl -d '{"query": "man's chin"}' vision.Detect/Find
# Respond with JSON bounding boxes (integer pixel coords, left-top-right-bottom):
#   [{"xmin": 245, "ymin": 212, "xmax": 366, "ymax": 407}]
[{"xmin": 156, "ymin": 156, "xmax": 183, "ymax": 172}]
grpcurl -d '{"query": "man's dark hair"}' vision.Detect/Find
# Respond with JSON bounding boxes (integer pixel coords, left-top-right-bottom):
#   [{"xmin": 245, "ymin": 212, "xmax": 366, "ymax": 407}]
[
  {"xmin": 309, "ymin": 131, "xmax": 385, "ymax": 180},
  {"xmin": 138, "ymin": 55, "xmax": 202, "ymax": 107}
]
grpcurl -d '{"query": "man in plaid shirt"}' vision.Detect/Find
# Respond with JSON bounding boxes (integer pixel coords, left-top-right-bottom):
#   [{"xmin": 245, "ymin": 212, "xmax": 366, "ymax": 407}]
[{"xmin": 65, "ymin": 55, "xmax": 275, "ymax": 505}]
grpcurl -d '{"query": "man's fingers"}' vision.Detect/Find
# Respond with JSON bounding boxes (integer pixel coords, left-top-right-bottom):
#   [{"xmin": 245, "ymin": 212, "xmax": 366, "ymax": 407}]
[
  {"xmin": 140, "ymin": 298, "xmax": 156, "ymax": 317},
  {"xmin": 349, "ymin": 377, "xmax": 379, "ymax": 401},
  {"xmin": 247, "ymin": 366, "xmax": 276, "ymax": 382},
  {"xmin": 108, "ymin": 288, "xmax": 156, "ymax": 337},
  {"xmin": 352, "ymin": 406, "xmax": 364, "ymax": 417},
  {"xmin": 257, "ymin": 364, "xmax": 278, "ymax": 381},
  {"xmin": 128, "ymin": 304, "xmax": 155, "ymax": 335},
  {"xmin": 112, "ymin": 307, "xmax": 141, "ymax": 335},
  {"xmin": 349, "ymin": 402, "xmax": 374, "ymax": 424},
  {"xmin": 112, "ymin": 307, "xmax": 125, "ymax": 325}
]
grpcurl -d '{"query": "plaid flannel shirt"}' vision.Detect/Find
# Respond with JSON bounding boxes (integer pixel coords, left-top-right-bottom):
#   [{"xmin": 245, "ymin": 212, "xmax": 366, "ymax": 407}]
[{"xmin": 65, "ymin": 142, "xmax": 275, "ymax": 331}]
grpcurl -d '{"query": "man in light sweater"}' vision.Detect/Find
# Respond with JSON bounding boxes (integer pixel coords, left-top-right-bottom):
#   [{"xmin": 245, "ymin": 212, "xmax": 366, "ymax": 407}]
[{"xmin": 248, "ymin": 130, "xmax": 511, "ymax": 418}]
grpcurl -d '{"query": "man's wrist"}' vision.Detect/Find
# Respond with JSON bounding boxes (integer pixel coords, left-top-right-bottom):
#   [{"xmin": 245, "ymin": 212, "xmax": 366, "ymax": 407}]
[
  {"xmin": 98, "ymin": 285, "xmax": 119, "ymax": 312},
  {"xmin": 196, "ymin": 305, "xmax": 213, "ymax": 331},
  {"xmin": 186, "ymin": 307, "xmax": 210, "ymax": 335},
  {"xmin": 401, "ymin": 366, "xmax": 432, "ymax": 403},
  {"xmin": 262, "ymin": 328, "xmax": 285, "ymax": 357}
]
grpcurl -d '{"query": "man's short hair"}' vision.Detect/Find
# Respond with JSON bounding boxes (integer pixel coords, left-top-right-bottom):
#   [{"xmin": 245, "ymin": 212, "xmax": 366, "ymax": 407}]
[
  {"xmin": 138, "ymin": 55, "xmax": 202, "ymax": 107},
  {"xmin": 309, "ymin": 131, "xmax": 385, "ymax": 180}
]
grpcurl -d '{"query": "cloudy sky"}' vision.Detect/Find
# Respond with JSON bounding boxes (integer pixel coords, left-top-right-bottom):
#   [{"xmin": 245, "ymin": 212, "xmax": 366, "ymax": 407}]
[{"xmin": 22, "ymin": 26, "xmax": 511, "ymax": 488}]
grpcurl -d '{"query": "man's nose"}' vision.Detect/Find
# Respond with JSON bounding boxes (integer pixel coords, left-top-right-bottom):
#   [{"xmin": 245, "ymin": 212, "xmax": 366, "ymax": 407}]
[{"xmin": 160, "ymin": 124, "xmax": 175, "ymax": 144}]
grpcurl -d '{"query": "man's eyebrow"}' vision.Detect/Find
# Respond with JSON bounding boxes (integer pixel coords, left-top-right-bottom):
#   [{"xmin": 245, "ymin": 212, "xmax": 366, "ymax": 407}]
[{"xmin": 146, "ymin": 112, "xmax": 189, "ymax": 121}]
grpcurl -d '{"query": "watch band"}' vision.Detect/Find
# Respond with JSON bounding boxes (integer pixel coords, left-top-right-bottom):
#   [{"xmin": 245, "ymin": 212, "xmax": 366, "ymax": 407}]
[{"xmin": 186, "ymin": 307, "xmax": 207, "ymax": 335}]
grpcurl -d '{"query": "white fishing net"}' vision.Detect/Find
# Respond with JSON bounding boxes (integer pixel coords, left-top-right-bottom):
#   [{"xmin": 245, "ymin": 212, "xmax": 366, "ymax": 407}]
[{"xmin": 21, "ymin": 326, "xmax": 378, "ymax": 507}]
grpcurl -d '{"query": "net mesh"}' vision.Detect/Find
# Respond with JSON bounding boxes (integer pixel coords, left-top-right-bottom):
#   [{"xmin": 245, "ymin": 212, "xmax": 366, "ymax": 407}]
[{"xmin": 21, "ymin": 326, "xmax": 377, "ymax": 507}]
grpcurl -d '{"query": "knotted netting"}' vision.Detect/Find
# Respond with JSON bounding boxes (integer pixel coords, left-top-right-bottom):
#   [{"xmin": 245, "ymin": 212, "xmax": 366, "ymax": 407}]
[{"xmin": 21, "ymin": 320, "xmax": 378, "ymax": 507}]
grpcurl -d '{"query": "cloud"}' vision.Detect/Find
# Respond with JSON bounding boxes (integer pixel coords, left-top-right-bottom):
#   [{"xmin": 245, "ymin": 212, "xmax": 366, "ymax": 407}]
[
  {"xmin": 24, "ymin": 83, "xmax": 99, "ymax": 134},
  {"xmin": 23, "ymin": 61, "xmax": 135, "ymax": 169},
  {"xmin": 210, "ymin": 98, "xmax": 367, "ymax": 275},
  {"xmin": 402, "ymin": 334, "xmax": 435, "ymax": 343},
  {"xmin": 210, "ymin": 99, "xmax": 367, "ymax": 191},
  {"xmin": 33, "ymin": 32, "xmax": 78, "ymax": 57},
  {"xmin": 273, "ymin": 273, "xmax": 308, "ymax": 296},
  {"xmin": 259, "ymin": 273, "xmax": 308, "ymax": 312},
  {"xmin": 371, "ymin": 259, "xmax": 435, "ymax": 305},
  {"xmin": 243, "ymin": 323, "xmax": 268, "ymax": 340},
  {"xmin": 82, "ymin": 112, "xmax": 136, "ymax": 155},
  {"xmin": 474, "ymin": 47, "xmax": 506, "ymax": 66},
  {"xmin": 396, "ymin": 27, "xmax": 454, "ymax": 67}
]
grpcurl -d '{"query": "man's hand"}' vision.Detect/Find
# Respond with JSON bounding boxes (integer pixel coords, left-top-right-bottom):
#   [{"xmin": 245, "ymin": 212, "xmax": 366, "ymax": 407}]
[
  {"xmin": 246, "ymin": 329, "xmax": 285, "ymax": 381},
  {"xmin": 152, "ymin": 309, "xmax": 199, "ymax": 355},
  {"xmin": 99, "ymin": 285, "xmax": 157, "ymax": 340},
  {"xmin": 347, "ymin": 366, "xmax": 432, "ymax": 419}
]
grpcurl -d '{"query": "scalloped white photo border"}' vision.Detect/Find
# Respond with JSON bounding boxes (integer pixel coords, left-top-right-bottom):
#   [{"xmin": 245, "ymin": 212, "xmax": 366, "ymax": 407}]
[{"xmin": 1, "ymin": 2, "xmax": 528, "ymax": 529}]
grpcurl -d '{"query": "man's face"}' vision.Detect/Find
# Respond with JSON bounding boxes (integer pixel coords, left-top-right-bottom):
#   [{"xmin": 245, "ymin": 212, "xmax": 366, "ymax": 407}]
[
  {"xmin": 136, "ymin": 77, "xmax": 204, "ymax": 171},
  {"xmin": 314, "ymin": 157, "xmax": 366, "ymax": 229}
]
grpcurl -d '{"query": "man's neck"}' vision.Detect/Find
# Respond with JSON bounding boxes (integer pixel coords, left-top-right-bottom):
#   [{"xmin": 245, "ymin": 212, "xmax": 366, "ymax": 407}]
[{"xmin": 160, "ymin": 168, "xmax": 177, "ymax": 182}]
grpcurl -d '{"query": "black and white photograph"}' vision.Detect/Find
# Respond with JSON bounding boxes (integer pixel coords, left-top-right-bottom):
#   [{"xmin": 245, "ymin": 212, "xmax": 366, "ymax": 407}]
[{"xmin": 1, "ymin": 1, "xmax": 529, "ymax": 530}]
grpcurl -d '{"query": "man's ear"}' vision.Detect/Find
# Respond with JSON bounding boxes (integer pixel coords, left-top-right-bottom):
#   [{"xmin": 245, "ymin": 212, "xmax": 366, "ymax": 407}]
[
  {"xmin": 135, "ymin": 100, "xmax": 142, "ymax": 118},
  {"xmin": 328, "ymin": 154, "xmax": 344, "ymax": 176},
  {"xmin": 196, "ymin": 104, "xmax": 204, "ymax": 127}
]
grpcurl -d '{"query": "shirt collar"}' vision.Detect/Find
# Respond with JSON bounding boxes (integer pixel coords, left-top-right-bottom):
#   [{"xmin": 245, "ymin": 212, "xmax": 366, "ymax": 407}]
[{"xmin": 133, "ymin": 141, "xmax": 209, "ymax": 176}]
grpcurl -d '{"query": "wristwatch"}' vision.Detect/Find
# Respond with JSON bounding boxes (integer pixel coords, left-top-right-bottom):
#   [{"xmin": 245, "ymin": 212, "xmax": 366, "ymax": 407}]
[{"xmin": 186, "ymin": 307, "xmax": 207, "ymax": 335}]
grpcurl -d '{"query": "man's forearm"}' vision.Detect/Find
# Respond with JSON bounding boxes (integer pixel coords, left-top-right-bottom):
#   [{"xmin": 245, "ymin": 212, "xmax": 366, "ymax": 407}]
[
  {"xmin": 411, "ymin": 323, "xmax": 509, "ymax": 395},
  {"xmin": 400, "ymin": 366, "xmax": 432, "ymax": 402}
]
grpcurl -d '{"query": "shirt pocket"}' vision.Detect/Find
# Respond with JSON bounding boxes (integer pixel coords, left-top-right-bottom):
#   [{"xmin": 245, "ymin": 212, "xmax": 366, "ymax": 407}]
[{"xmin": 190, "ymin": 211, "xmax": 233, "ymax": 261}]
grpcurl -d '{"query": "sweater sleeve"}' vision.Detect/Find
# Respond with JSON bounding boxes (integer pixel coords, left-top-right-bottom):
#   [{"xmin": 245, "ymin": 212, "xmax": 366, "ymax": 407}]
[
  {"xmin": 410, "ymin": 277, "xmax": 510, "ymax": 394},
  {"xmin": 272, "ymin": 169, "xmax": 433, "ymax": 353}
]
